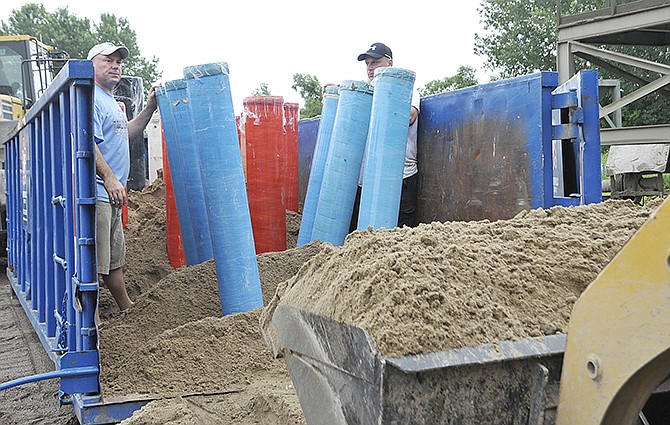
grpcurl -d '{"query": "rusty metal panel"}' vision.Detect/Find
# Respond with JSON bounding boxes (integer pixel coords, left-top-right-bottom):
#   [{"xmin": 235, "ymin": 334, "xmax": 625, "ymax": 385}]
[{"xmin": 417, "ymin": 72, "xmax": 557, "ymax": 223}]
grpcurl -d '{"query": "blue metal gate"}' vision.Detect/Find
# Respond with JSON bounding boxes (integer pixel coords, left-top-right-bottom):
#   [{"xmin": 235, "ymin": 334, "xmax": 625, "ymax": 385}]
[{"xmin": 2, "ymin": 60, "xmax": 102, "ymax": 422}]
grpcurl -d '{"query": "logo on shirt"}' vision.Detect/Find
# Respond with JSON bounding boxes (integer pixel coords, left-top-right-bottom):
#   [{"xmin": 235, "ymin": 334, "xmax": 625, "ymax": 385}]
[{"xmin": 113, "ymin": 110, "xmax": 128, "ymax": 135}]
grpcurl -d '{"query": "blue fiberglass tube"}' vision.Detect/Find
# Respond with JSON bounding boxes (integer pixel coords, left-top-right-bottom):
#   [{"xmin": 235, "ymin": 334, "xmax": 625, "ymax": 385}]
[
  {"xmin": 183, "ymin": 62, "xmax": 263, "ymax": 315},
  {"xmin": 296, "ymin": 85, "xmax": 340, "ymax": 247},
  {"xmin": 358, "ymin": 67, "xmax": 416, "ymax": 231},
  {"xmin": 156, "ymin": 80, "xmax": 199, "ymax": 266},
  {"xmin": 160, "ymin": 79, "xmax": 214, "ymax": 265},
  {"xmin": 310, "ymin": 80, "xmax": 373, "ymax": 246}
]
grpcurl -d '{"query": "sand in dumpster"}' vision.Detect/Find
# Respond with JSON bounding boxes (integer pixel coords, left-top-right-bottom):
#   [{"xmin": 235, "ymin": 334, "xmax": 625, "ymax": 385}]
[
  {"xmin": 98, "ymin": 180, "xmax": 319, "ymax": 424},
  {"xmin": 98, "ymin": 179, "xmax": 173, "ymax": 321},
  {"xmin": 270, "ymin": 198, "xmax": 660, "ymax": 357},
  {"xmin": 101, "ymin": 179, "xmax": 660, "ymax": 423}
]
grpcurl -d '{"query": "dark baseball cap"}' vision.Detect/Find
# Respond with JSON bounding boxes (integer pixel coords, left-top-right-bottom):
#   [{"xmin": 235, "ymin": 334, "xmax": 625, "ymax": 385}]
[{"xmin": 357, "ymin": 42, "xmax": 393, "ymax": 61}]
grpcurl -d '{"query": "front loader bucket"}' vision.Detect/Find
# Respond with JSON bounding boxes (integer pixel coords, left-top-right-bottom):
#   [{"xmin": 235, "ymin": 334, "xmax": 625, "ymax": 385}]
[{"xmin": 273, "ymin": 305, "xmax": 566, "ymax": 425}]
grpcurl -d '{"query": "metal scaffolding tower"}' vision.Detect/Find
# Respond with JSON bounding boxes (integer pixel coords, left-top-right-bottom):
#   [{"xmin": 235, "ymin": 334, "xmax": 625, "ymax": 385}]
[{"xmin": 557, "ymin": 0, "xmax": 670, "ymax": 199}]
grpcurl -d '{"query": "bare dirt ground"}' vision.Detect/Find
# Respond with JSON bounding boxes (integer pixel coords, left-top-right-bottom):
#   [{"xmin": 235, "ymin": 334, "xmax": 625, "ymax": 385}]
[{"xmin": 0, "ymin": 265, "xmax": 80, "ymax": 425}]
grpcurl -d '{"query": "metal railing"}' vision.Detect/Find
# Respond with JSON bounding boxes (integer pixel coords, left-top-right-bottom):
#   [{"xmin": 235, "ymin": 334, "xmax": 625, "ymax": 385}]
[{"xmin": 2, "ymin": 59, "xmax": 99, "ymax": 400}]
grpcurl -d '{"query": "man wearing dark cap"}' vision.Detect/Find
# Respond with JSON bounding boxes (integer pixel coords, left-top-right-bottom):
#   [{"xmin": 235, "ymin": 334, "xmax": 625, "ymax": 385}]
[
  {"xmin": 88, "ymin": 41, "xmax": 158, "ymax": 314},
  {"xmin": 350, "ymin": 42, "xmax": 421, "ymax": 230}
]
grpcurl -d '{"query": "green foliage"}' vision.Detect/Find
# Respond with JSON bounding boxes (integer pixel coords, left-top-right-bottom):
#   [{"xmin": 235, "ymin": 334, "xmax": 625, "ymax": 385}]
[
  {"xmin": 474, "ymin": 0, "xmax": 616, "ymax": 78},
  {"xmin": 474, "ymin": 0, "xmax": 559, "ymax": 79},
  {"xmin": 251, "ymin": 82, "xmax": 271, "ymax": 96},
  {"xmin": 475, "ymin": 0, "xmax": 670, "ymax": 126},
  {"xmin": 419, "ymin": 65, "xmax": 478, "ymax": 97},
  {"xmin": 0, "ymin": 3, "xmax": 161, "ymax": 95},
  {"xmin": 292, "ymin": 73, "xmax": 323, "ymax": 118}
]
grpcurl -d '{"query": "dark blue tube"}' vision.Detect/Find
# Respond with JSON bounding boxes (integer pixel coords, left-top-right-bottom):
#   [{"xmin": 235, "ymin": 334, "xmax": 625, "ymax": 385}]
[
  {"xmin": 157, "ymin": 79, "xmax": 216, "ymax": 265},
  {"xmin": 310, "ymin": 80, "xmax": 373, "ymax": 246},
  {"xmin": 358, "ymin": 67, "xmax": 416, "ymax": 231},
  {"xmin": 296, "ymin": 85, "xmax": 339, "ymax": 246},
  {"xmin": 156, "ymin": 80, "xmax": 200, "ymax": 266},
  {"xmin": 162, "ymin": 81, "xmax": 214, "ymax": 264},
  {"xmin": 183, "ymin": 63, "xmax": 263, "ymax": 315}
]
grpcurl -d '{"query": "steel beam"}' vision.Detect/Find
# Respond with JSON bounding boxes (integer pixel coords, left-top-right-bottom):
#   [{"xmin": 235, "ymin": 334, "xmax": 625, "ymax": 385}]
[
  {"xmin": 600, "ymin": 124, "xmax": 670, "ymax": 145},
  {"xmin": 558, "ymin": 3, "xmax": 670, "ymax": 42}
]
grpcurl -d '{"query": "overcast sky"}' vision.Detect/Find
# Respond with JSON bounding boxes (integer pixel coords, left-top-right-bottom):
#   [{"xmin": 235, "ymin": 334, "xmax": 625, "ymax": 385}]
[{"xmin": 0, "ymin": 0, "xmax": 492, "ymax": 114}]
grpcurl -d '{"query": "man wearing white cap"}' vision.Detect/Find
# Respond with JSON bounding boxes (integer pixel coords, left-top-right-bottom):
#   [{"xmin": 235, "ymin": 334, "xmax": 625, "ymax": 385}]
[{"xmin": 87, "ymin": 41, "xmax": 158, "ymax": 313}]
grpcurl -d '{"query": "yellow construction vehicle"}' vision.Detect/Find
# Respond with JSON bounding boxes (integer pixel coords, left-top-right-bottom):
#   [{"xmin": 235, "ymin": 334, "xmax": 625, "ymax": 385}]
[
  {"xmin": 556, "ymin": 197, "xmax": 670, "ymax": 424},
  {"xmin": 0, "ymin": 35, "xmax": 66, "ymax": 122},
  {"xmin": 0, "ymin": 35, "xmax": 66, "ymax": 256}
]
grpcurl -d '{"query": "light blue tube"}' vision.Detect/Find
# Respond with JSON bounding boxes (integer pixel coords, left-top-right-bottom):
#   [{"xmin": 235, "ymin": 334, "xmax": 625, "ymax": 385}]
[
  {"xmin": 160, "ymin": 79, "xmax": 214, "ymax": 265},
  {"xmin": 156, "ymin": 80, "xmax": 199, "ymax": 265},
  {"xmin": 310, "ymin": 80, "xmax": 373, "ymax": 246},
  {"xmin": 183, "ymin": 62, "xmax": 263, "ymax": 315},
  {"xmin": 358, "ymin": 67, "xmax": 416, "ymax": 231},
  {"xmin": 296, "ymin": 85, "xmax": 340, "ymax": 246}
]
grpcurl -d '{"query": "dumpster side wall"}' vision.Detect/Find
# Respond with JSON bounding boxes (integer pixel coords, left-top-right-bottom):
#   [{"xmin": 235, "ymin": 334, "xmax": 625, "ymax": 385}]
[{"xmin": 3, "ymin": 60, "xmax": 100, "ymax": 398}]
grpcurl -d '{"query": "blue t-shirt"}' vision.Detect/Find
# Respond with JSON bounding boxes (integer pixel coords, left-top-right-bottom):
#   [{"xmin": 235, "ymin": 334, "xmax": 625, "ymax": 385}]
[{"xmin": 93, "ymin": 85, "xmax": 130, "ymax": 202}]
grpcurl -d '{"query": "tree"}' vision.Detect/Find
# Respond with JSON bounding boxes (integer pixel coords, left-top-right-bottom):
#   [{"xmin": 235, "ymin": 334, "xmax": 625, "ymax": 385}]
[
  {"xmin": 292, "ymin": 73, "xmax": 322, "ymax": 118},
  {"xmin": 474, "ymin": 0, "xmax": 670, "ymax": 126},
  {"xmin": 0, "ymin": 3, "xmax": 161, "ymax": 94},
  {"xmin": 419, "ymin": 65, "xmax": 478, "ymax": 97},
  {"xmin": 251, "ymin": 82, "xmax": 271, "ymax": 96},
  {"xmin": 474, "ymin": 0, "xmax": 560, "ymax": 79}
]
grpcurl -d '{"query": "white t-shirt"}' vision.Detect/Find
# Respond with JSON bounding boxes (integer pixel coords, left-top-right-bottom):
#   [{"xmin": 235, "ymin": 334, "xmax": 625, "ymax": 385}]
[{"xmin": 404, "ymin": 87, "xmax": 421, "ymax": 179}]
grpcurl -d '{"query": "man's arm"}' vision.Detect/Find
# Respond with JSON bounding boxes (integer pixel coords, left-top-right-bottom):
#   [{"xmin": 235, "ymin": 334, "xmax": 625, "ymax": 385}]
[
  {"xmin": 127, "ymin": 85, "xmax": 158, "ymax": 141},
  {"xmin": 409, "ymin": 106, "xmax": 419, "ymax": 126},
  {"xmin": 94, "ymin": 143, "xmax": 127, "ymax": 205}
]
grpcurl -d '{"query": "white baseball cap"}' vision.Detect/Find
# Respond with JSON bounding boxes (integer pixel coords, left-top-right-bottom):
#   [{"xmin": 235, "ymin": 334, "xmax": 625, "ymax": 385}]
[{"xmin": 86, "ymin": 42, "xmax": 129, "ymax": 60}]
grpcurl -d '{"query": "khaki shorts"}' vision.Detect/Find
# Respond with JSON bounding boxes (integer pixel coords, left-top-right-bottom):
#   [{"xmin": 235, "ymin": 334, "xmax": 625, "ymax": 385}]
[{"xmin": 96, "ymin": 201, "xmax": 126, "ymax": 275}]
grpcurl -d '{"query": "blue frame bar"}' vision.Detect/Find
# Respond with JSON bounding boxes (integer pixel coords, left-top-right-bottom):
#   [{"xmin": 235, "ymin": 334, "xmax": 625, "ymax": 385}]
[{"xmin": 550, "ymin": 69, "xmax": 602, "ymax": 207}]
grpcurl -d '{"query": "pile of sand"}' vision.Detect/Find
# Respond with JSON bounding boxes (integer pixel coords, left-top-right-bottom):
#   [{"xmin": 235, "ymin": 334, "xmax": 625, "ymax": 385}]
[
  {"xmin": 270, "ymin": 199, "xmax": 659, "ymax": 356},
  {"xmin": 98, "ymin": 179, "xmax": 173, "ymax": 320},
  {"xmin": 98, "ymin": 181, "xmax": 320, "ymax": 424},
  {"xmin": 104, "ymin": 180, "xmax": 661, "ymax": 423}
]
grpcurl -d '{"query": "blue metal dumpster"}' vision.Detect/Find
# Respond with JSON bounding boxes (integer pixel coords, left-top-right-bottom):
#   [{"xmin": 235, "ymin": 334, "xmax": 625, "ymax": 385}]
[
  {"xmin": 417, "ymin": 70, "xmax": 601, "ymax": 222},
  {"xmin": 1, "ymin": 60, "xmax": 149, "ymax": 424},
  {"xmin": 296, "ymin": 70, "xmax": 602, "ymax": 224}
]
